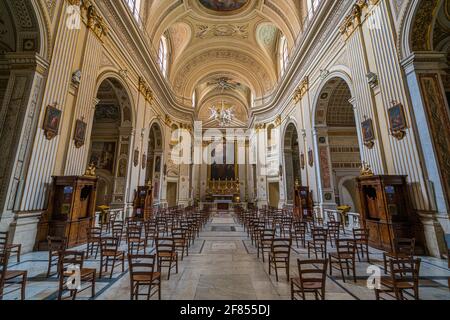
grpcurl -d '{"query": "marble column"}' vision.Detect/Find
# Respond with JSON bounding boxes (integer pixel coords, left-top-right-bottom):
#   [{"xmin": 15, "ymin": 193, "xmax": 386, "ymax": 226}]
[
  {"xmin": 19, "ymin": 0, "xmax": 80, "ymax": 213},
  {"xmin": 402, "ymin": 52, "xmax": 450, "ymax": 257},
  {"xmin": 0, "ymin": 54, "xmax": 49, "ymax": 253}
]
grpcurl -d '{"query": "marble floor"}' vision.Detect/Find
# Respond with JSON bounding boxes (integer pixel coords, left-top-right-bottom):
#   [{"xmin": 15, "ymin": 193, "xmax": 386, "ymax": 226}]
[{"xmin": 3, "ymin": 212, "xmax": 450, "ymax": 300}]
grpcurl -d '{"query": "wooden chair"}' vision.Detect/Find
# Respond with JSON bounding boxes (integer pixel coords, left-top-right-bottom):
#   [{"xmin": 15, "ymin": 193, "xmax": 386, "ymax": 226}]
[
  {"xmin": 375, "ymin": 257, "xmax": 421, "ymax": 300},
  {"xmin": 383, "ymin": 238, "xmax": 415, "ymax": 274},
  {"xmin": 291, "ymin": 259, "xmax": 328, "ymax": 300},
  {"xmin": 329, "ymin": 239, "xmax": 357, "ymax": 283},
  {"xmin": 144, "ymin": 220, "xmax": 157, "ymax": 247},
  {"xmin": 281, "ymin": 216, "xmax": 293, "ymax": 238},
  {"xmin": 46, "ymin": 236, "xmax": 67, "ymax": 277},
  {"xmin": 156, "ymin": 217, "xmax": 169, "ymax": 237},
  {"xmin": 257, "ymin": 228, "xmax": 275, "ymax": 263},
  {"xmin": 172, "ymin": 228, "xmax": 189, "ymax": 260},
  {"xmin": 327, "ymin": 222, "xmax": 341, "ymax": 247},
  {"xmin": 251, "ymin": 221, "xmax": 265, "ymax": 247},
  {"xmin": 292, "ymin": 221, "xmax": 307, "ymax": 248},
  {"xmin": 99, "ymin": 237, "xmax": 125, "ymax": 278},
  {"xmin": 127, "ymin": 225, "xmax": 146, "ymax": 255},
  {"xmin": 269, "ymin": 238, "xmax": 292, "ymax": 282},
  {"xmin": 155, "ymin": 238, "xmax": 178, "ymax": 280},
  {"xmin": 128, "ymin": 254, "xmax": 161, "ymax": 300},
  {"xmin": 0, "ymin": 232, "xmax": 21, "ymax": 263},
  {"xmin": 0, "ymin": 248, "xmax": 27, "ymax": 300},
  {"xmin": 57, "ymin": 251, "xmax": 96, "ymax": 300},
  {"xmin": 86, "ymin": 227, "xmax": 102, "ymax": 259},
  {"xmin": 111, "ymin": 221, "xmax": 124, "ymax": 243},
  {"xmin": 307, "ymin": 228, "xmax": 328, "ymax": 259},
  {"xmin": 353, "ymin": 228, "xmax": 370, "ymax": 262}
]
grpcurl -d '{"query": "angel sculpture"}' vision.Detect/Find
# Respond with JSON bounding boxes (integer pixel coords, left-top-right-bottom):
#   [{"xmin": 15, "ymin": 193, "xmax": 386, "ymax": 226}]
[{"xmin": 209, "ymin": 106, "xmax": 219, "ymax": 121}]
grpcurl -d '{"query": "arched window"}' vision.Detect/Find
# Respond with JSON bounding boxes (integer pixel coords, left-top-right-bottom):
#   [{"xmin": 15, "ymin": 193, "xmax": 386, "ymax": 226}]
[
  {"xmin": 125, "ymin": 0, "xmax": 141, "ymax": 20},
  {"xmin": 279, "ymin": 35, "xmax": 288, "ymax": 77},
  {"xmin": 158, "ymin": 36, "xmax": 168, "ymax": 77}
]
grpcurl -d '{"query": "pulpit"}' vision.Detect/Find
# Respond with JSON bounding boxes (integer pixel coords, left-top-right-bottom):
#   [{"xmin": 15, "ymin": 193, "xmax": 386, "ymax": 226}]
[
  {"xmin": 356, "ymin": 175, "xmax": 422, "ymax": 252},
  {"xmin": 35, "ymin": 176, "xmax": 97, "ymax": 250},
  {"xmin": 133, "ymin": 185, "xmax": 153, "ymax": 220}
]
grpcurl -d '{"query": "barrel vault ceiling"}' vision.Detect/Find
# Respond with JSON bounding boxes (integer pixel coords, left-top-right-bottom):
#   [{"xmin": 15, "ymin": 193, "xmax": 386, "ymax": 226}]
[{"xmin": 140, "ymin": 0, "xmax": 307, "ymax": 126}]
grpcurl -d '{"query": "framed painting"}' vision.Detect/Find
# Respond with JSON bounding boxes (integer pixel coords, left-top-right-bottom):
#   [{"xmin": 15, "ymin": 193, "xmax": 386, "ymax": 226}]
[
  {"xmin": 361, "ymin": 119, "xmax": 375, "ymax": 149},
  {"xmin": 89, "ymin": 141, "xmax": 116, "ymax": 173},
  {"xmin": 308, "ymin": 149, "xmax": 314, "ymax": 167},
  {"xmin": 74, "ymin": 120, "xmax": 87, "ymax": 148},
  {"xmin": 142, "ymin": 153, "xmax": 147, "ymax": 170},
  {"xmin": 155, "ymin": 156, "xmax": 161, "ymax": 173},
  {"xmin": 134, "ymin": 149, "xmax": 139, "ymax": 167},
  {"xmin": 43, "ymin": 105, "xmax": 62, "ymax": 140},
  {"xmin": 388, "ymin": 103, "xmax": 407, "ymax": 139}
]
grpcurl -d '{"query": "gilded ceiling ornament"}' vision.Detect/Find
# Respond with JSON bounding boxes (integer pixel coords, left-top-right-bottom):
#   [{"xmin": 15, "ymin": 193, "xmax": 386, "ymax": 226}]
[
  {"xmin": 138, "ymin": 77, "xmax": 154, "ymax": 103},
  {"xmin": 209, "ymin": 101, "xmax": 235, "ymax": 127},
  {"xmin": 195, "ymin": 24, "xmax": 249, "ymax": 39},
  {"xmin": 293, "ymin": 77, "xmax": 309, "ymax": 103}
]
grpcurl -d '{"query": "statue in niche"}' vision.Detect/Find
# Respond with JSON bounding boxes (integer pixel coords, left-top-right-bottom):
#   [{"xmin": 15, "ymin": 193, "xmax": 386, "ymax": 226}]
[
  {"xmin": 118, "ymin": 158, "xmax": 127, "ymax": 177},
  {"xmin": 72, "ymin": 70, "xmax": 82, "ymax": 86}
]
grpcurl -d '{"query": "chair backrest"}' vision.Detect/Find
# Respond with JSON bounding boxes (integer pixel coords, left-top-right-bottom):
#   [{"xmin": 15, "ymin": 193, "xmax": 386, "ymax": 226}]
[
  {"xmin": 127, "ymin": 225, "xmax": 143, "ymax": 240},
  {"xmin": 128, "ymin": 254, "xmax": 157, "ymax": 277},
  {"xmin": 353, "ymin": 228, "xmax": 369, "ymax": 241},
  {"xmin": 328, "ymin": 222, "xmax": 341, "ymax": 239},
  {"xmin": 312, "ymin": 228, "xmax": 327, "ymax": 243},
  {"xmin": 0, "ymin": 248, "xmax": 9, "ymax": 297},
  {"xmin": 389, "ymin": 257, "xmax": 421, "ymax": 284},
  {"xmin": 260, "ymin": 229, "xmax": 275, "ymax": 241},
  {"xmin": 156, "ymin": 238, "xmax": 175, "ymax": 254},
  {"xmin": 59, "ymin": 251, "xmax": 85, "ymax": 271},
  {"xmin": 144, "ymin": 220, "xmax": 157, "ymax": 233},
  {"xmin": 172, "ymin": 228, "xmax": 186, "ymax": 240},
  {"xmin": 294, "ymin": 221, "xmax": 307, "ymax": 232},
  {"xmin": 101, "ymin": 237, "xmax": 120, "ymax": 253},
  {"xmin": 0, "ymin": 247, "xmax": 9, "ymax": 277},
  {"xmin": 87, "ymin": 227, "xmax": 102, "ymax": 239},
  {"xmin": 335, "ymin": 239, "xmax": 355, "ymax": 256},
  {"xmin": 271, "ymin": 238, "xmax": 292, "ymax": 257},
  {"xmin": 394, "ymin": 238, "xmax": 415, "ymax": 255},
  {"xmin": 47, "ymin": 236, "xmax": 67, "ymax": 252},
  {"xmin": 297, "ymin": 259, "xmax": 328, "ymax": 288},
  {"xmin": 0, "ymin": 232, "xmax": 8, "ymax": 249}
]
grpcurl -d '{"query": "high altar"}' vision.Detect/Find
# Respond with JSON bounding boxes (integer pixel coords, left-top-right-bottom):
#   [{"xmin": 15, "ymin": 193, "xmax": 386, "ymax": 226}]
[
  {"xmin": 206, "ymin": 179, "xmax": 241, "ymax": 210},
  {"xmin": 204, "ymin": 138, "xmax": 241, "ymax": 210}
]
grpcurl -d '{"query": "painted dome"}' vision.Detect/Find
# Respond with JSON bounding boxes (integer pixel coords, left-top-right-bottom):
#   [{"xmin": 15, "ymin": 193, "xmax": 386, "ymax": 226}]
[{"xmin": 199, "ymin": 0, "xmax": 249, "ymax": 12}]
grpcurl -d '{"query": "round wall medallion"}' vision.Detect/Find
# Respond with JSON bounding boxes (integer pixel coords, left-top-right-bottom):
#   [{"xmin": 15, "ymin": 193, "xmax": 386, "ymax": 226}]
[
  {"xmin": 324, "ymin": 193, "xmax": 333, "ymax": 201},
  {"xmin": 319, "ymin": 137, "xmax": 326, "ymax": 144}
]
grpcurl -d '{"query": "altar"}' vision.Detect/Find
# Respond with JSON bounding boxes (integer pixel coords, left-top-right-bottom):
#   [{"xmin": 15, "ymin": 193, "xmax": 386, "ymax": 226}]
[{"xmin": 213, "ymin": 195, "xmax": 234, "ymax": 211}]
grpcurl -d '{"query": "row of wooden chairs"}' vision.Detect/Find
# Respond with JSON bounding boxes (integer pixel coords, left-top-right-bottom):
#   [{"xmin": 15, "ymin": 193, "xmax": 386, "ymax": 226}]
[{"xmin": 44, "ymin": 207, "xmax": 212, "ymax": 300}]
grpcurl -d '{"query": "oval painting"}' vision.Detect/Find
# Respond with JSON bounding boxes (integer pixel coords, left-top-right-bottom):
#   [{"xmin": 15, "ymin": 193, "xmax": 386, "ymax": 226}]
[{"xmin": 199, "ymin": 0, "xmax": 249, "ymax": 12}]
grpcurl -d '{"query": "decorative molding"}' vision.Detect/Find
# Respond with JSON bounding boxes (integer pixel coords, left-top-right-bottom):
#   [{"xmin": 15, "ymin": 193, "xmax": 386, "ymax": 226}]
[
  {"xmin": 195, "ymin": 24, "xmax": 249, "ymax": 39},
  {"xmin": 138, "ymin": 77, "xmax": 154, "ymax": 103},
  {"xmin": 293, "ymin": 77, "xmax": 309, "ymax": 103},
  {"xmin": 82, "ymin": 0, "xmax": 108, "ymax": 41},
  {"xmin": 339, "ymin": 0, "xmax": 380, "ymax": 39}
]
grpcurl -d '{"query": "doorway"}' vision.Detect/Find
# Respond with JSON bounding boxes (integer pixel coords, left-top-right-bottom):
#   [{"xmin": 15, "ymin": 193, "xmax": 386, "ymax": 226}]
[
  {"xmin": 167, "ymin": 182, "xmax": 178, "ymax": 208},
  {"xmin": 268, "ymin": 182, "xmax": 280, "ymax": 208}
]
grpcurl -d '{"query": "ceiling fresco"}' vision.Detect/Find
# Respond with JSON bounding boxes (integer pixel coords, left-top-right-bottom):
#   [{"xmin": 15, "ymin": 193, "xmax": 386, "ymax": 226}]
[{"xmin": 198, "ymin": 0, "xmax": 249, "ymax": 12}]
